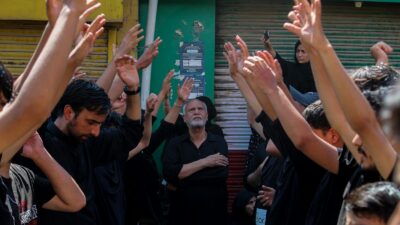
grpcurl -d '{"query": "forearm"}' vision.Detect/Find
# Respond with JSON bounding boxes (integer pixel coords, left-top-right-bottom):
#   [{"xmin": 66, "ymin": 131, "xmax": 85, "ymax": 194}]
[
  {"xmin": 96, "ymin": 59, "xmax": 118, "ymax": 93},
  {"xmin": 124, "ymin": 91, "xmax": 141, "ymax": 121},
  {"xmin": 233, "ymin": 73, "xmax": 262, "ymax": 116},
  {"xmin": 0, "ymin": 8, "xmax": 79, "ymax": 153},
  {"xmin": 14, "ymin": 23, "xmax": 52, "ymax": 92},
  {"xmin": 108, "ymin": 76, "xmax": 125, "ymax": 101},
  {"xmin": 152, "ymin": 90, "xmax": 168, "ymax": 117},
  {"xmin": 316, "ymin": 42, "xmax": 376, "ymax": 131},
  {"xmin": 141, "ymin": 112, "xmax": 153, "ymax": 146},
  {"xmin": 164, "ymin": 99, "xmax": 184, "ymax": 124},
  {"xmin": 315, "ymin": 42, "xmax": 396, "ymax": 178},
  {"xmin": 34, "ymin": 149, "xmax": 85, "ymax": 211},
  {"xmin": 268, "ymin": 87, "xmax": 339, "ymax": 173},
  {"xmin": 178, "ymin": 159, "xmax": 206, "ymax": 180},
  {"xmin": 127, "ymin": 142, "xmax": 146, "ymax": 160}
]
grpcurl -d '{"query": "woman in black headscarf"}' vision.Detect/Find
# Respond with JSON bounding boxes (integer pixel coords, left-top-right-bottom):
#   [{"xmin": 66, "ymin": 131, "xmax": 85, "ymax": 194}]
[{"xmin": 263, "ymin": 32, "xmax": 316, "ymax": 94}]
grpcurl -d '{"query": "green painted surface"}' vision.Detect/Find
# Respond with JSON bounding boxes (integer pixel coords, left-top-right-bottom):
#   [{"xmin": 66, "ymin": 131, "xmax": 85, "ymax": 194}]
[{"xmin": 139, "ymin": 0, "xmax": 216, "ymax": 173}]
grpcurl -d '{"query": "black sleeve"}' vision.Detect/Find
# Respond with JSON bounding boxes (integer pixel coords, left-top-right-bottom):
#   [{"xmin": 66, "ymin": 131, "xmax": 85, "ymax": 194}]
[
  {"xmin": 173, "ymin": 115, "xmax": 188, "ymax": 136},
  {"xmin": 338, "ymin": 146, "xmax": 359, "ymax": 184},
  {"xmin": 34, "ymin": 175, "xmax": 55, "ymax": 207},
  {"xmin": 162, "ymin": 137, "xmax": 183, "ymax": 185},
  {"xmin": 90, "ymin": 115, "xmax": 143, "ymax": 166},
  {"xmin": 143, "ymin": 119, "xmax": 175, "ymax": 155},
  {"xmin": 255, "ymin": 111, "xmax": 288, "ymax": 158},
  {"xmin": 256, "ymin": 111, "xmax": 324, "ymax": 177}
]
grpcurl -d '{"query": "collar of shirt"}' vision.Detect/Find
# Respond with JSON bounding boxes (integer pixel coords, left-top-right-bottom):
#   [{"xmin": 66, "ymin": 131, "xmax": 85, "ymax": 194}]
[{"xmin": 47, "ymin": 121, "xmax": 81, "ymax": 146}]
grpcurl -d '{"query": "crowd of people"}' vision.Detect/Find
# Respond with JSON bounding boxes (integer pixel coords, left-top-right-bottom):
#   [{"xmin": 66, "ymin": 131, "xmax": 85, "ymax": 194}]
[{"xmin": 1, "ymin": 0, "xmax": 400, "ymax": 225}]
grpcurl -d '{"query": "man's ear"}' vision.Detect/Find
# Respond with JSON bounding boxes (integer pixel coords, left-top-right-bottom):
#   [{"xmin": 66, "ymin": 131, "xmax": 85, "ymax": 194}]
[
  {"xmin": 329, "ymin": 128, "xmax": 341, "ymax": 145},
  {"xmin": 64, "ymin": 105, "xmax": 75, "ymax": 120}
]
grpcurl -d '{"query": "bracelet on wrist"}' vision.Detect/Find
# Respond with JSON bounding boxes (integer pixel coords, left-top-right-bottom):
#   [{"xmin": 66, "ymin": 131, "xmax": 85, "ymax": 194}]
[{"xmin": 124, "ymin": 86, "xmax": 141, "ymax": 96}]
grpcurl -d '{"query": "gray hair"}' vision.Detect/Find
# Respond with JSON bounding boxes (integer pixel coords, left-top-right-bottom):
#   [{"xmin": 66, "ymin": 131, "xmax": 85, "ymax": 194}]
[{"xmin": 182, "ymin": 98, "xmax": 208, "ymax": 115}]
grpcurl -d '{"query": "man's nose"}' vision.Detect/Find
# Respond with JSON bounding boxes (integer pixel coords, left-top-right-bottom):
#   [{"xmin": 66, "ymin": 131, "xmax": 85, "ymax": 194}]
[{"xmin": 91, "ymin": 125, "xmax": 101, "ymax": 137}]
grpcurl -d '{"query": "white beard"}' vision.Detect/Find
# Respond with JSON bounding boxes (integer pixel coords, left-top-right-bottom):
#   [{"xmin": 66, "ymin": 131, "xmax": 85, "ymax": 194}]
[{"xmin": 188, "ymin": 118, "xmax": 206, "ymax": 129}]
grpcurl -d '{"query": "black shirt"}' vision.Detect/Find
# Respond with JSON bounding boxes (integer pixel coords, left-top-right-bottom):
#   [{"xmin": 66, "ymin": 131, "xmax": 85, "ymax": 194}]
[
  {"xmin": 275, "ymin": 52, "xmax": 316, "ymax": 93},
  {"xmin": 305, "ymin": 147, "xmax": 357, "ymax": 225},
  {"xmin": 124, "ymin": 119, "xmax": 175, "ymax": 224},
  {"xmin": 20, "ymin": 116, "xmax": 143, "ymax": 225},
  {"xmin": 163, "ymin": 133, "xmax": 229, "ymax": 225},
  {"xmin": 256, "ymin": 111, "xmax": 325, "ymax": 225}
]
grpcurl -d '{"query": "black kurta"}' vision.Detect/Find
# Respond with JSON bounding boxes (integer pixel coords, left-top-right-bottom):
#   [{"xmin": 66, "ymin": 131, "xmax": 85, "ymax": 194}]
[{"xmin": 163, "ymin": 133, "xmax": 228, "ymax": 225}]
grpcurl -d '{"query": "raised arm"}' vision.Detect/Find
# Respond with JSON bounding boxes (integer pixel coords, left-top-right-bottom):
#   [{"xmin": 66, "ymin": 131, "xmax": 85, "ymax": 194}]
[
  {"xmin": 14, "ymin": 0, "xmax": 101, "ymax": 93},
  {"xmin": 152, "ymin": 70, "xmax": 174, "ymax": 117},
  {"xmin": 0, "ymin": 0, "xmax": 99, "ymax": 155},
  {"xmin": 22, "ymin": 132, "xmax": 85, "ymax": 212},
  {"xmin": 115, "ymin": 55, "xmax": 141, "ymax": 121},
  {"xmin": 106, "ymin": 36, "xmax": 161, "ymax": 100},
  {"xmin": 223, "ymin": 41, "xmax": 262, "ymax": 116},
  {"xmin": 370, "ymin": 41, "xmax": 392, "ymax": 65},
  {"xmin": 127, "ymin": 93, "xmax": 158, "ymax": 160},
  {"xmin": 243, "ymin": 54, "xmax": 339, "ymax": 173},
  {"xmin": 284, "ymin": 0, "xmax": 396, "ymax": 178}
]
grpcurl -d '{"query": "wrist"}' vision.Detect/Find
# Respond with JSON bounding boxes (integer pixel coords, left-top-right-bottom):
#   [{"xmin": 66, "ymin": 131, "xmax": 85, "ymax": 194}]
[
  {"xmin": 174, "ymin": 100, "xmax": 184, "ymax": 107},
  {"xmin": 124, "ymin": 86, "xmax": 141, "ymax": 95}
]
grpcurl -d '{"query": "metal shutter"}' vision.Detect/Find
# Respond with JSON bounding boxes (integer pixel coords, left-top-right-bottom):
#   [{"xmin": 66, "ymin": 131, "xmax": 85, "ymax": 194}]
[
  {"xmin": 0, "ymin": 22, "xmax": 109, "ymax": 78},
  {"xmin": 215, "ymin": 0, "xmax": 400, "ymax": 210}
]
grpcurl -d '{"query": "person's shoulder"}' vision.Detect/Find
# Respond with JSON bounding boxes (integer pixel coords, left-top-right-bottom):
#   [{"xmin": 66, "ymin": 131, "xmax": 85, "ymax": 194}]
[
  {"xmin": 9, "ymin": 164, "xmax": 35, "ymax": 182},
  {"xmin": 169, "ymin": 133, "xmax": 190, "ymax": 145}
]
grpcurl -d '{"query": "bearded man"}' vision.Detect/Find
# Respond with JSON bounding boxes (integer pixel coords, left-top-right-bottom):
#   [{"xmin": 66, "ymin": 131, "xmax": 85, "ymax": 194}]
[{"xmin": 163, "ymin": 98, "xmax": 229, "ymax": 225}]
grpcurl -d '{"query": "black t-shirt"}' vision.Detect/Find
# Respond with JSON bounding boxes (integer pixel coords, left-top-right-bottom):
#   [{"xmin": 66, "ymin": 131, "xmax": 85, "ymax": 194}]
[
  {"xmin": 124, "ymin": 119, "xmax": 175, "ymax": 224},
  {"xmin": 305, "ymin": 147, "xmax": 356, "ymax": 225},
  {"xmin": 256, "ymin": 111, "xmax": 325, "ymax": 225},
  {"xmin": 1, "ymin": 164, "xmax": 54, "ymax": 225},
  {"xmin": 275, "ymin": 52, "xmax": 316, "ymax": 93},
  {"xmin": 335, "ymin": 151, "xmax": 383, "ymax": 225},
  {"xmin": 0, "ymin": 176, "xmax": 20, "ymax": 225},
  {"xmin": 18, "ymin": 117, "xmax": 143, "ymax": 225}
]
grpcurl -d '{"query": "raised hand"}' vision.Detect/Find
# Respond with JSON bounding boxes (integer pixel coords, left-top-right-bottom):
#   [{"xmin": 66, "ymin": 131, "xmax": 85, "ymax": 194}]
[
  {"xmin": 75, "ymin": 13, "xmax": 105, "ymax": 47},
  {"xmin": 69, "ymin": 14, "xmax": 105, "ymax": 66},
  {"xmin": 256, "ymin": 51, "xmax": 284, "ymax": 84},
  {"xmin": 177, "ymin": 78, "xmax": 194, "ymax": 103},
  {"xmin": 201, "ymin": 153, "xmax": 229, "ymax": 168},
  {"xmin": 137, "ymin": 37, "xmax": 162, "ymax": 69},
  {"xmin": 146, "ymin": 93, "xmax": 158, "ymax": 113},
  {"xmin": 115, "ymin": 24, "xmax": 144, "ymax": 58},
  {"xmin": 223, "ymin": 42, "xmax": 241, "ymax": 76},
  {"xmin": 243, "ymin": 56, "xmax": 278, "ymax": 93},
  {"xmin": 235, "ymin": 35, "xmax": 250, "ymax": 74},
  {"xmin": 21, "ymin": 132, "xmax": 46, "ymax": 160},
  {"xmin": 283, "ymin": 0, "xmax": 327, "ymax": 50},
  {"xmin": 115, "ymin": 55, "xmax": 139, "ymax": 89},
  {"xmin": 370, "ymin": 41, "xmax": 393, "ymax": 65},
  {"xmin": 161, "ymin": 70, "xmax": 174, "ymax": 94}
]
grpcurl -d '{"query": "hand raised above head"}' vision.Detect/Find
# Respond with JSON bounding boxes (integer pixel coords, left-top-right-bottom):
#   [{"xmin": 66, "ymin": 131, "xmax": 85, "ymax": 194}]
[
  {"xmin": 161, "ymin": 70, "xmax": 174, "ymax": 93},
  {"xmin": 283, "ymin": 0, "xmax": 328, "ymax": 50},
  {"xmin": 177, "ymin": 78, "xmax": 194, "ymax": 102},
  {"xmin": 137, "ymin": 37, "xmax": 162, "ymax": 69},
  {"xmin": 116, "ymin": 24, "xmax": 145, "ymax": 58},
  {"xmin": 146, "ymin": 93, "xmax": 158, "ymax": 113},
  {"xmin": 115, "ymin": 55, "xmax": 139, "ymax": 88}
]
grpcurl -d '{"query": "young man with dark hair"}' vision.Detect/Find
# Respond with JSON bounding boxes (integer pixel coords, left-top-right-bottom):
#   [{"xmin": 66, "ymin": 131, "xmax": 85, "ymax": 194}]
[
  {"xmin": 19, "ymin": 55, "xmax": 143, "ymax": 225},
  {"xmin": 345, "ymin": 182, "xmax": 400, "ymax": 225}
]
